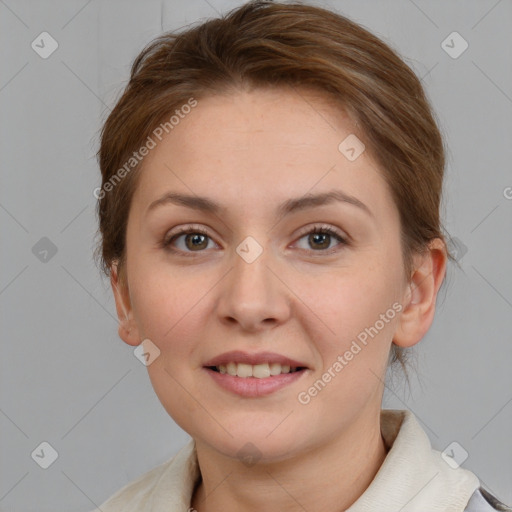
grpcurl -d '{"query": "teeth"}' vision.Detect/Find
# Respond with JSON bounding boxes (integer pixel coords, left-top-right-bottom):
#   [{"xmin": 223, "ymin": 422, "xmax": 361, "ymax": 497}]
[
  {"xmin": 215, "ymin": 362, "xmax": 300, "ymax": 378},
  {"xmin": 269, "ymin": 363, "xmax": 281, "ymax": 376},
  {"xmin": 253, "ymin": 363, "xmax": 271, "ymax": 378},
  {"xmin": 237, "ymin": 363, "xmax": 253, "ymax": 378}
]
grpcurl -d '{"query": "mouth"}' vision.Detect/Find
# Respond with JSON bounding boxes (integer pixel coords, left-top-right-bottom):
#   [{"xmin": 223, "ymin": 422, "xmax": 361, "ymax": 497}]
[
  {"xmin": 202, "ymin": 351, "xmax": 310, "ymax": 397},
  {"xmin": 206, "ymin": 362, "xmax": 307, "ymax": 378}
]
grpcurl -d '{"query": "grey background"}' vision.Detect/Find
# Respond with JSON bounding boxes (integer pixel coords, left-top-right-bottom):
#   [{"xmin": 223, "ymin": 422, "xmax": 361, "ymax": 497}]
[{"xmin": 1, "ymin": 0, "xmax": 511, "ymax": 510}]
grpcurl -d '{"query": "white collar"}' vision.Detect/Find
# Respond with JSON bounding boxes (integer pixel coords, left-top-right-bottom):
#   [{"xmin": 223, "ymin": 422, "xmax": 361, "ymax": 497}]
[
  {"xmin": 97, "ymin": 409, "xmax": 480, "ymax": 511},
  {"xmin": 347, "ymin": 409, "xmax": 479, "ymax": 511}
]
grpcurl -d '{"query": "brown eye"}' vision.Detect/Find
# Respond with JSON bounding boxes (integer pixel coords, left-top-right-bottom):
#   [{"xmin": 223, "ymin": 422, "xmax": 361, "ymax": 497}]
[
  {"xmin": 294, "ymin": 225, "xmax": 348, "ymax": 253},
  {"xmin": 308, "ymin": 232, "xmax": 331, "ymax": 250},
  {"xmin": 183, "ymin": 233, "xmax": 209, "ymax": 251},
  {"xmin": 163, "ymin": 227, "xmax": 215, "ymax": 254}
]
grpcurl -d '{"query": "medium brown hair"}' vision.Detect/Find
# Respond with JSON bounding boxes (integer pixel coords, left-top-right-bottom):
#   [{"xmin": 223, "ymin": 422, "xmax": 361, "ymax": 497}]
[{"xmin": 95, "ymin": 0, "xmax": 454, "ymax": 373}]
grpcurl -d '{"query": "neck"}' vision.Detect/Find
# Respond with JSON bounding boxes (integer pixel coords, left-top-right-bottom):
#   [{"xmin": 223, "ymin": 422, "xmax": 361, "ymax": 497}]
[{"xmin": 191, "ymin": 409, "xmax": 388, "ymax": 512}]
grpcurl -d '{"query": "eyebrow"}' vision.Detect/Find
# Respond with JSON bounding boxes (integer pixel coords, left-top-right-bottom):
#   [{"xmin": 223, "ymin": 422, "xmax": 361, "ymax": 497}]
[{"xmin": 146, "ymin": 190, "xmax": 373, "ymax": 219}]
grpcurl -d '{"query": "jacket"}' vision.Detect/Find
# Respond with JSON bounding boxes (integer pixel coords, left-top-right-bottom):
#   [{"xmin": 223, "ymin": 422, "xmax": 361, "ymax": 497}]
[{"xmin": 91, "ymin": 409, "xmax": 511, "ymax": 511}]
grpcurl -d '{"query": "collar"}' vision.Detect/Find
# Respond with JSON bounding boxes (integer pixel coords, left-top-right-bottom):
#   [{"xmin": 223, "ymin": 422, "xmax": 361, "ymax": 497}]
[
  {"xmin": 97, "ymin": 409, "xmax": 480, "ymax": 511},
  {"xmin": 346, "ymin": 409, "xmax": 480, "ymax": 511}
]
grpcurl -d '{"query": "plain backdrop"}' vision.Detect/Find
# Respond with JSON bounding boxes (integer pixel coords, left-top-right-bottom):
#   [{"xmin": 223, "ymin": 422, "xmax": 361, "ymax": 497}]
[{"xmin": 0, "ymin": 0, "xmax": 511, "ymax": 510}]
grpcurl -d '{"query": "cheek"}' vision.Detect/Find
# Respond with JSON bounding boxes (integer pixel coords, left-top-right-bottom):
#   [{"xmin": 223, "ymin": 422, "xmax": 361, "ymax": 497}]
[
  {"xmin": 129, "ymin": 262, "xmax": 201, "ymax": 339},
  {"xmin": 297, "ymin": 280, "xmax": 396, "ymax": 417},
  {"xmin": 309, "ymin": 265, "xmax": 399, "ymax": 342},
  {"xmin": 146, "ymin": 362, "xmax": 206, "ymax": 439},
  {"xmin": 304, "ymin": 266, "xmax": 400, "ymax": 397},
  {"xmin": 130, "ymin": 269, "xmax": 209, "ymax": 432},
  {"xmin": 128, "ymin": 264, "xmax": 213, "ymax": 378}
]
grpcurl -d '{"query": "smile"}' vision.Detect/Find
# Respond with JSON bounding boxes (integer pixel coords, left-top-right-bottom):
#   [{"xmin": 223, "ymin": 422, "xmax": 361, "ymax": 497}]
[
  {"xmin": 202, "ymin": 350, "xmax": 310, "ymax": 397},
  {"xmin": 209, "ymin": 362, "xmax": 305, "ymax": 378},
  {"xmin": 204, "ymin": 366, "xmax": 308, "ymax": 397}
]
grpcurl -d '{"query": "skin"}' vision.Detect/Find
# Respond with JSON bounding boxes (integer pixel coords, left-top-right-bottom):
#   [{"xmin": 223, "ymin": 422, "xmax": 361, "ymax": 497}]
[{"xmin": 111, "ymin": 86, "xmax": 447, "ymax": 512}]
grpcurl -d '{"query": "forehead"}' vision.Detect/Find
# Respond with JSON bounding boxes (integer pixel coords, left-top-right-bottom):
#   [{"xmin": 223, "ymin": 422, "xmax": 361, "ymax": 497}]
[{"xmin": 131, "ymin": 88, "xmax": 397, "ymax": 225}]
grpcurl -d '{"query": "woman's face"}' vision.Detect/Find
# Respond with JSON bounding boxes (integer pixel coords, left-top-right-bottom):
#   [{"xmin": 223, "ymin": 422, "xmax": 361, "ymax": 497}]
[{"xmin": 115, "ymin": 87, "xmax": 414, "ymax": 461}]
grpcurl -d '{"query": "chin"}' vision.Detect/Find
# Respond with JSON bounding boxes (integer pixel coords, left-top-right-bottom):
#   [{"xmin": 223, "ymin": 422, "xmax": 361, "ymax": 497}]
[{"xmin": 205, "ymin": 434, "xmax": 306, "ymax": 465}]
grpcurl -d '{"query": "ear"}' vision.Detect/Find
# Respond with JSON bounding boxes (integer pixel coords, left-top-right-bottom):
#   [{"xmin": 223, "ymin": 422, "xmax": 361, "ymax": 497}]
[
  {"xmin": 110, "ymin": 262, "xmax": 140, "ymax": 347},
  {"xmin": 393, "ymin": 238, "xmax": 447, "ymax": 348}
]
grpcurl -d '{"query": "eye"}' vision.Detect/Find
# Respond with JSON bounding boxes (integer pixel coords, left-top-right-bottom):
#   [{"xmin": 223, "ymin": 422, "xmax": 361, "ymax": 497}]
[
  {"xmin": 293, "ymin": 225, "xmax": 348, "ymax": 254},
  {"xmin": 162, "ymin": 226, "xmax": 217, "ymax": 254},
  {"xmin": 162, "ymin": 224, "xmax": 348, "ymax": 256}
]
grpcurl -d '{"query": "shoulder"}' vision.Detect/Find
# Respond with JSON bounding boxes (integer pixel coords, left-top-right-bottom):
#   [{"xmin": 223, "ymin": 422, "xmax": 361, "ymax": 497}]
[
  {"xmin": 89, "ymin": 457, "xmax": 175, "ymax": 512},
  {"xmin": 89, "ymin": 439, "xmax": 198, "ymax": 512},
  {"xmin": 464, "ymin": 487, "xmax": 512, "ymax": 512}
]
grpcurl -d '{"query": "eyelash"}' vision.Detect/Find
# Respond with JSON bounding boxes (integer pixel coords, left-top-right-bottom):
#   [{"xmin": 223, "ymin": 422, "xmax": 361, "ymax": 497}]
[{"xmin": 161, "ymin": 224, "xmax": 348, "ymax": 257}]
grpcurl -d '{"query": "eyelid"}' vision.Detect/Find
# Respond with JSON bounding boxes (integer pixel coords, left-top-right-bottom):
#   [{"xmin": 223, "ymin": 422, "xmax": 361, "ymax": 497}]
[
  {"xmin": 164, "ymin": 224, "xmax": 211, "ymax": 241},
  {"xmin": 162, "ymin": 223, "xmax": 349, "ymax": 255},
  {"xmin": 290, "ymin": 223, "xmax": 349, "ymax": 256},
  {"xmin": 294, "ymin": 223, "xmax": 348, "ymax": 242},
  {"xmin": 162, "ymin": 224, "xmax": 217, "ymax": 251}
]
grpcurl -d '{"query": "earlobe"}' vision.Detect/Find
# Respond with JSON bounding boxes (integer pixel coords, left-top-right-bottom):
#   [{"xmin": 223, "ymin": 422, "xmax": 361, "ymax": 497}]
[
  {"xmin": 393, "ymin": 239, "xmax": 447, "ymax": 349},
  {"xmin": 110, "ymin": 262, "xmax": 140, "ymax": 347}
]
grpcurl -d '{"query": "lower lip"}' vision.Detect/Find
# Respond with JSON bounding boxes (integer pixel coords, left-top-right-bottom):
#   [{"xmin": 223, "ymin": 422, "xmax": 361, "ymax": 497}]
[{"xmin": 204, "ymin": 368, "xmax": 308, "ymax": 397}]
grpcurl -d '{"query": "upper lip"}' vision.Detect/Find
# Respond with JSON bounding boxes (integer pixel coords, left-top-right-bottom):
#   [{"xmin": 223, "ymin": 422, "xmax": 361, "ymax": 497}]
[{"xmin": 203, "ymin": 351, "xmax": 309, "ymax": 368}]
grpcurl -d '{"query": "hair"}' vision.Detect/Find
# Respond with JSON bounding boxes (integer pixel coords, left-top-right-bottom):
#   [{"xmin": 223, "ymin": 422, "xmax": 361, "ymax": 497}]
[{"xmin": 95, "ymin": 0, "xmax": 455, "ymax": 377}]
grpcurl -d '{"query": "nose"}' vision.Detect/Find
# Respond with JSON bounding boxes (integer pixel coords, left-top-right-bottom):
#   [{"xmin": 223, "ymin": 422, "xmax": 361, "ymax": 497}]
[{"xmin": 216, "ymin": 240, "xmax": 291, "ymax": 332}]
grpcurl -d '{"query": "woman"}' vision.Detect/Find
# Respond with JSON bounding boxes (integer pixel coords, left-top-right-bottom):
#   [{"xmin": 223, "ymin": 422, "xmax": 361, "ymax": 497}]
[{"xmin": 92, "ymin": 1, "xmax": 511, "ymax": 510}]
